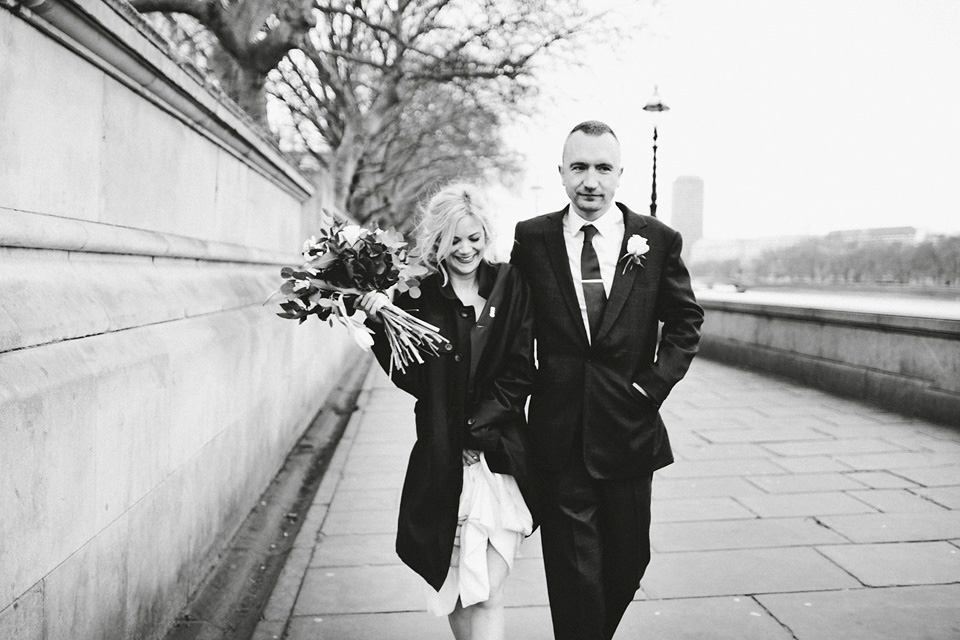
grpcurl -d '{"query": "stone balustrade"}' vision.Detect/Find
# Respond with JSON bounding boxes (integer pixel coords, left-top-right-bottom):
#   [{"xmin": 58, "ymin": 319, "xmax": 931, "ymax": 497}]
[{"xmin": 697, "ymin": 292, "xmax": 960, "ymax": 426}]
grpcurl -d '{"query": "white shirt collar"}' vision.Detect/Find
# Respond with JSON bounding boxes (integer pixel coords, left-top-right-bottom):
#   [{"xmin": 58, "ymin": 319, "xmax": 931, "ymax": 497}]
[{"xmin": 563, "ymin": 204, "xmax": 623, "ymax": 238}]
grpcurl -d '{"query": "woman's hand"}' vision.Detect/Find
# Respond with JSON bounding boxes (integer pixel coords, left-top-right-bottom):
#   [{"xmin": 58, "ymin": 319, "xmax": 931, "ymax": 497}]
[
  {"xmin": 356, "ymin": 291, "xmax": 390, "ymax": 323},
  {"xmin": 461, "ymin": 449, "xmax": 481, "ymax": 467}
]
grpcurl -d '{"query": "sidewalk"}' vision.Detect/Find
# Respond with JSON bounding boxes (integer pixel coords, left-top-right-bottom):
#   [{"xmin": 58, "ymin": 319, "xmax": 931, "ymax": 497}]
[{"xmin": 253, "ymin": 358, "xmax": 960, "ymax": 640}]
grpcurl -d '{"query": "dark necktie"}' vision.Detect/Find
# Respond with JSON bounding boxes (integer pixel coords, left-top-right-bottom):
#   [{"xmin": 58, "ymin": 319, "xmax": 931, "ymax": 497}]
[{"xmin": 580, "ymin": 224, "xmax": 606, "ymax": 340}]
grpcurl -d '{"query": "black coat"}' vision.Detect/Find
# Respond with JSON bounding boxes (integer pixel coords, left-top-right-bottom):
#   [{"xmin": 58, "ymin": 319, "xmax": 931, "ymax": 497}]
[
  {"xmin": 369, "ymin": 262, "xmax": 537, "ymax": 590},
  {"xmin": 511, "ymin": 203, "xmax": 704, "ymax": 479}
]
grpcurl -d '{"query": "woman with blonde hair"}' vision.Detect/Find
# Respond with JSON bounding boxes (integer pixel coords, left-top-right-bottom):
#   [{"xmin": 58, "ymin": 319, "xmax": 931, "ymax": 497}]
[{"xmin": 359, "ymin": 182, "xmax": 536, "ymax": 640}]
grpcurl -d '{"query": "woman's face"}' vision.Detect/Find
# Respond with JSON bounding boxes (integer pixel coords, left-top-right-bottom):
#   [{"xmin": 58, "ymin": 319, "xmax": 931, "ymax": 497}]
[{"xmin": 444, "ymin": 215, "xmax": 486, "ymax": 279}]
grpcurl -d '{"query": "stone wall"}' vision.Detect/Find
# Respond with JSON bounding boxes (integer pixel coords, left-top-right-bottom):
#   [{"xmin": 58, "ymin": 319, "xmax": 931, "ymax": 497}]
[
  {"xmin": 698, "ymin": 295, "xmax": 960, "ymax": 426},
  {"xmin": 0, "ymin": 1, "xmax": 359, "ymax": 638}
]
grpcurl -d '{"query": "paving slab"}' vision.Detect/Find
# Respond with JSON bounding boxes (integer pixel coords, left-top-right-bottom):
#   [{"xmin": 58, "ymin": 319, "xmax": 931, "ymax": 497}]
[
  {"xmin": 339, "ymin": 455, "xmax": 409, "ymax": 475},
  {"xmin": 808, "ymin": 423, "xmax": 925, "ymax": 439},
  {"xmin": 899, "ymin": 434, "xmax": 960, "ymax": 453},
  {"xmin": 763, "ymin": 438, "xmax": 906, "ymax": 457},
  {"xmin": 832, "ymin": 451, "xmax": 960, "ymax": 471},
  {"xmin": 819, "ymin": 412, "xmax": 919, "ymax": 426},
  {"xmin": 696, "ymin": 426, "xmax": 830, "ymax": 443},
  {"xmin": 765, "ymin": 455, "xmax": 854, "ymax": 473},
  {"xmin": 345, "ymin": 441, "xmax": 414, "ymax": 458},
  {"xmin": 844, "ymin": 470, "xmax": 923, "ymax": 489},
  {"xmin": 612, "ymin": 596, "xmax": 795, "ymax": 640},
  {"xmin": 294, "ymin": 565, "xmax": 424, "ymax": 615},
  {"xmin": 651, "ymin": 517, "xmax": 847, "ymax": 552},
  {"xmin": 847, "ymin": 488, "xmax": 950, "ymax": 513},
  {"xmin": 287, "ymin": 612, "xmax": 452, "ymax": 640},
  {"xmin": 501, "ymin": 558, "xmax": 551, "ymax": 607},
  {"xmin": 328, "ymin": 489, "xmax": 400, "ymax": 512},
  {"xmin": 675, "ymin": 443, "xmax": 770, "ymax": 460},
  {"xmin": 653, "ymin": 476, "xmax": 766, "ymax": 499},
  {"xmin": 755, "ymin": 403, "xmax": 844, "ymax": 418},
  {"xmin": 652, "ymin": 497, "xmax": 756, "ymax": 523},
  {"xmin": 914, "ymin": 486, "xmax": 960, "ymax": 509},
  {"xmin": 656, "ymin": 458, "xmax": 788, "ymax": 479},
  {"xmin": 817, "ymin": 511, "xmax": 960, "ymax": 543},
  {"xmin": 311, "ymin": 533, "xmax": 400, "ymax": 567},
  {"xmin": 815, "ymin": 541, "xmax": 960, "ymax": 587},
  {"xmin": 735, "ymin": 491, "xmax": 877, "ymax": 518},
  {"xmin": 747, "ymin": 472, "xmax": 870, "ymax": 493},
  {"xmin": 335, "ymin": 473, "xmax": 408, "ymax": 491},
  {"xmin": 251, "ymin": 619, "xmax": 286, "ymax": 640},
  {"xmin": 889, "ymin": 465, "xmax": 960, "ymax": 487},
  {"xmin": 879, "ymin": 435, "xmax": 956, "ymax": 452},
  {"xmin": 757, "ymin": 585, "xmax": 960, "ymax": 640},
  {"xmin": 641, "ymin": 547, "xmax": 860, "ymax": 598},
  {"xmin": 319, "ymin": 509, "xmax": 399, "ymax": 535},
  {"xmin": 516, "ymin": 529, "xmax": 543, "ymax": 559}
]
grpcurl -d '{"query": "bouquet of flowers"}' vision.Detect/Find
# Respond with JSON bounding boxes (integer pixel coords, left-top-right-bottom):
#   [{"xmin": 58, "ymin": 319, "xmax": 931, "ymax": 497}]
[{"xmin": 270, "ymin": 217, "xmax": 448, "ymax": 373}]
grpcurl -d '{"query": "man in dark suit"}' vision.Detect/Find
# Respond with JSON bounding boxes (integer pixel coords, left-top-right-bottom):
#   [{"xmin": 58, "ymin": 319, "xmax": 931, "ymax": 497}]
[{"xmin": 511, "ymin": 120, "xmax": 703, "ymax": 640}]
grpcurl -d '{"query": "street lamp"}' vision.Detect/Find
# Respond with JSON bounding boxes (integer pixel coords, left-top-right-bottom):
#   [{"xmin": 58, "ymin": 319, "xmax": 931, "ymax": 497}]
[
  {"xmin": 642, "ymin": 87, "xmax": 670, "ymax": 217},
  {"xmin": 530, "ymin": 183, "xmax": 543, "ymax": 214}
]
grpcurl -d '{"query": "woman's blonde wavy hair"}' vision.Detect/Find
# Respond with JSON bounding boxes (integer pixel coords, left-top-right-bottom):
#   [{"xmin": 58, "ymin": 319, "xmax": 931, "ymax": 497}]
[{"xmin": 414, "ymin": 182, "xmax": 496, "ymax": 284}]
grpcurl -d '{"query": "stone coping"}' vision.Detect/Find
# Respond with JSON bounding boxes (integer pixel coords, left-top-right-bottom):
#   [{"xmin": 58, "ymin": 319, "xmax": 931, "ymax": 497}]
[
  {"xmin": 0, "ymin": 207, "xmax": 296, "ymax": 264},
  {"xmin": 698, "ymin": 295, "xmax": 960, "ymax": 338},
  {"xmin": 6, "ymin": 0, "xmax": 314, "ymax": 201}
]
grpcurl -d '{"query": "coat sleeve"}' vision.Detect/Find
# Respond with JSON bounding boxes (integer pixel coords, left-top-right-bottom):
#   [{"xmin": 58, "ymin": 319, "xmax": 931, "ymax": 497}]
[
  {"xmin": 464, "ymin": 272, "xmax": 535, "ymax": 452},
  {"xmin": 509, "ymin": 221, "xmax": 529, "ymax": 269},
  {"xmin": 632, "ymin": 228, "xmax": 704, "ymax": 406},
  {"xmin": 367, "ymin": 293, "xmax": 427, "ymax": 399}
]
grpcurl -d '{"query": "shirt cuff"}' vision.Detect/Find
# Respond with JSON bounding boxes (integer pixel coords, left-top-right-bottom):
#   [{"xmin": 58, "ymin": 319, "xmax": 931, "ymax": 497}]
[{"xmin": 632, "ymin": 382, "xmax": 660, "ymax": 408}]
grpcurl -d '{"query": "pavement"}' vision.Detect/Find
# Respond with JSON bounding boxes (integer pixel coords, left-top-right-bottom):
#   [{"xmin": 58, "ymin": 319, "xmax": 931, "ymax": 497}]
[{"xmin": 251, "ymin": 357, "xmax": 960, "ymax": 640}]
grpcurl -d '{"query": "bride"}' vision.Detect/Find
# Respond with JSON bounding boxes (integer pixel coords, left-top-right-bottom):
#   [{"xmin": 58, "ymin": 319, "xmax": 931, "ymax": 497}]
[{"xmin": 359, "ymin": 182, "xmax": 537, "ymax": 640}]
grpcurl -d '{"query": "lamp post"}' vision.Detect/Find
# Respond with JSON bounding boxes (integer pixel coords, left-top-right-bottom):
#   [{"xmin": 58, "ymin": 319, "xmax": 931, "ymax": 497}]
[
  {"xmin": 530, "ymin": 183, "xmax": 542, "ymax": 214},
  {"xmin": 642, "ymin": 87, "xmax": 670, "ymax": 217}
]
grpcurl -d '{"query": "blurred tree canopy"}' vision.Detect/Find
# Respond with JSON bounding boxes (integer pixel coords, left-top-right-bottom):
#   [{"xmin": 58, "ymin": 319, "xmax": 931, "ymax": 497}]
[
  {"xmin": 691, "ymin": 235, "xmax": 960, "ymax": 287},
  {"xmin": 132, "ymin": 0, "xmax": 608, "ymax": 230}
]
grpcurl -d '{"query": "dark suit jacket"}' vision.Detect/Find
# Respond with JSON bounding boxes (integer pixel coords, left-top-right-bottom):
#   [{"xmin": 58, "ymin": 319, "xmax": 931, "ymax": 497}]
[
  {"xmin": 369, "ymin": 262, "xmax": 537, "ymax": 590},
  {"xmin": 511, "ymin": 202, "xmax": 703, "ymax": 479}
]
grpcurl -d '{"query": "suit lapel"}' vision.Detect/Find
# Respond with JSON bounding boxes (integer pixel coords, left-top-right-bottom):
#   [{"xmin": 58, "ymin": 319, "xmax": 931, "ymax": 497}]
[
  {"xmin": 595, "ymin": 205, "xmax": 649, "ymax": 342},
  {"xmin": 468, "ymin": 264, "xmax": 507, "ymax": 386},
  {"xmin": 543, "ymin": 208, "xmax": 590, "ymax": 344}
]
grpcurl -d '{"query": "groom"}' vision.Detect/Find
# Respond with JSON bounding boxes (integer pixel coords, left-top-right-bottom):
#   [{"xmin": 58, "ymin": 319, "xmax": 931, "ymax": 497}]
[{"xmin": 511, "ymin": 121, "xmax": 703, "ymax": 640}]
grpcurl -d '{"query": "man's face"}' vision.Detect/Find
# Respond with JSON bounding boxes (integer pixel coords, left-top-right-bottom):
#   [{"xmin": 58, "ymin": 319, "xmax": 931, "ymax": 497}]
[{"xmin": 559, "ymin": 131, "xmax": 623, "ymax": 221}]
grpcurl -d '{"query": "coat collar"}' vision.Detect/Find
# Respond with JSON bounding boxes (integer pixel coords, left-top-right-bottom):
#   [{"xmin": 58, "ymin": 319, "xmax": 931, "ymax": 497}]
[
  {"xmin": 542, "ymin": 203, "xmax": 649, "ymax": 345},
  {"xmin": 437, "ymin": 260, "xmax": 497, "ymax": 300}
]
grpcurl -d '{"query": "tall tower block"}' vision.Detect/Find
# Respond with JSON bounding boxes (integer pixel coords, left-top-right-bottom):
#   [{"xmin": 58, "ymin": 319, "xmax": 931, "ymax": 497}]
[{"xmin": 671, "ymin": 176, "xmax": 704, "ymax": 262}]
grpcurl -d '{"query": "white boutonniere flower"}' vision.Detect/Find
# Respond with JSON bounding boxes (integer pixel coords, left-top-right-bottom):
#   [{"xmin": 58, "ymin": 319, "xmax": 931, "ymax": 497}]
[
  {"xmin": 620, "ymin": 235, "xmax": 650, "ymax": 273},
  {"xmin": 339, "ymin": 224, "xmax": 369, "ymax": 247}
]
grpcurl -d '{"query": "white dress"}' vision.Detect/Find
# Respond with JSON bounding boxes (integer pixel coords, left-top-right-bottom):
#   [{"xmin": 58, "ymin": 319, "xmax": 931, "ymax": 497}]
[{"xmin": 423, "ymin": 452, "xmax": 534, "ymax": 615}]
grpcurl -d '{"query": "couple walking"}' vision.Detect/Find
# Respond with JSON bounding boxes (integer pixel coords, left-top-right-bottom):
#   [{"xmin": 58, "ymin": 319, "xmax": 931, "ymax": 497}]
[{"xmin": 359, "ymin": 120, "xmax": 704, "ymax": 640}]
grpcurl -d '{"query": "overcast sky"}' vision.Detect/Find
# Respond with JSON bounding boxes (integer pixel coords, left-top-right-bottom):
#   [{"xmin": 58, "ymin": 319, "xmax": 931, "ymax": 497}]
[{"xmin": 495, "ymin": 0, "xmax": 960, "ymax": 242}]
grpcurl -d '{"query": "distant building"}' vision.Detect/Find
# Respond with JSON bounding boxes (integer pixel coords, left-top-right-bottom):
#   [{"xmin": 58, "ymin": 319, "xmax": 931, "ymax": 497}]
[
  {"xmin": 826, "ymin": 227, "xmax": 925, "ymax": 245},
  {"xmin": 689, "ymin": 226, "xmax": 928, "ymax": 266},
  {"xmin": 671, "ymin": 176, "xmax": 704, "ymax": 262},
  {"xmin": 690, "ymin": 235, "xmax": 808, "ymax": 264}
]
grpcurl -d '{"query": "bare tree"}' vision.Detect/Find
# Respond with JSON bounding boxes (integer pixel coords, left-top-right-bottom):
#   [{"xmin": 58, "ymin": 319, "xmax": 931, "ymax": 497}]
[
  {"xmin": 130, "ymin": 0, "xmax": 316, "ymax": 122},
  {"xmin": 348, "ymin": 81, "xmax": 523, "ymax": 230},
  {"xmin": 269, "ymin": 0, "xmax": 604, "ymax": 225}
]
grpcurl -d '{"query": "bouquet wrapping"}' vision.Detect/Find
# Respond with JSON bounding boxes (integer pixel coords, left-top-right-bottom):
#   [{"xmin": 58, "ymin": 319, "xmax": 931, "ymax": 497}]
[{"xmin": 271, "ymin": 218, "xmax": 448, "ymax": 373}]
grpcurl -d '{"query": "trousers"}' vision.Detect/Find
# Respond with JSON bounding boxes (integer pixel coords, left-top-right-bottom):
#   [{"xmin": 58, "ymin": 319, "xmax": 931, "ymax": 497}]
[{"xmin": 538, "ymin": 448, "xmax": 653, "ymax": 640}]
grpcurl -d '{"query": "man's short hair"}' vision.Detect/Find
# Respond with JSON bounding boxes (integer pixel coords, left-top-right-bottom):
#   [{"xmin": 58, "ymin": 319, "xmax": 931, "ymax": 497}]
[{"xmin": 569, "ymin": 120, "xmax": 618, "ymax": 140}]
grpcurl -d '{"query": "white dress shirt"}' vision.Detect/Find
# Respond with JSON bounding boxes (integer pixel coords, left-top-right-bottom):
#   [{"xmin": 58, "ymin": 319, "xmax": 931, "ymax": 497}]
[{"xmin": 563, "ymin": 207, "xmax": 624, "ymax": 344}]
